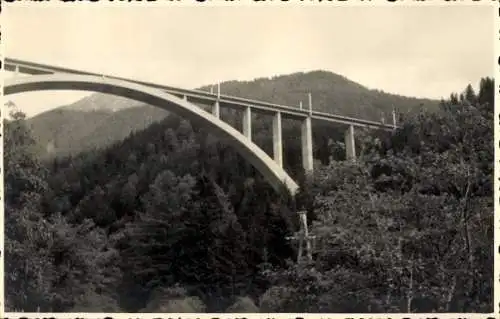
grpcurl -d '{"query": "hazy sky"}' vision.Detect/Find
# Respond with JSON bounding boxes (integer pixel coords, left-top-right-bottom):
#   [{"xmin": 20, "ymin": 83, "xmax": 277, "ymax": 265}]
[{"xmin": 3, "ymin": 4, "xmax": 495, "ymax": 117}]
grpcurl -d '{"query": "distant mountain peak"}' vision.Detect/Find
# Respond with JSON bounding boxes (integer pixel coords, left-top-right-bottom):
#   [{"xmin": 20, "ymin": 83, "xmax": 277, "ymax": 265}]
[{"xmin": 62, "ymin": 93, "xmax": 144, "ymax": 113}]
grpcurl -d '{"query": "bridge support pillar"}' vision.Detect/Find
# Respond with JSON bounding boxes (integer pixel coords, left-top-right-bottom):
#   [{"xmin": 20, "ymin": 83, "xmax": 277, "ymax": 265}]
[
  {"xmin": 273, "ymin": 111, "xmax": 283, "ymax": 168},
  {"xmin": 392, "ymin": 108, "xmax": 397, "ymax": 129},
  {"xmin": 212, "ymin": 100, "xmax": 220, "ymax": 118},
  {"xmin": 243, "ymin": 106, "xmax": 252, "ymax": 140},
  {"xmin": 212, "ymin": 83, "xmax": 221, "ymax": 118},
  {"xmin": 345, "ymin": 125, "xmax": 356, "ymax": 161},
  {"xmin": 301, "ymin": 117, "xmax": 314, "ymax": 172}
]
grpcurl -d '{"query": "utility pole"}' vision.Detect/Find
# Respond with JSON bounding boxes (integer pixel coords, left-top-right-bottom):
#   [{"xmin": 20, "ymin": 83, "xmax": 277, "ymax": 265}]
[{"xmin": 286, "ymin": 211, "xmax": 315, "ymax": 263}]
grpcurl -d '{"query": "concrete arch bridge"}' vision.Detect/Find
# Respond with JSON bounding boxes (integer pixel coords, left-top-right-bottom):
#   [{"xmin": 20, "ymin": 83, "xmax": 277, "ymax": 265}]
[{"xmin": 4, "ymin": 58, "xmax": 397, "ymax": 196}]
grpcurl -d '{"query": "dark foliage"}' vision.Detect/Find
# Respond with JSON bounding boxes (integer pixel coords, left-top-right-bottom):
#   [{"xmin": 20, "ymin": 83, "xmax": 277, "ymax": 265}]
[{"xmin": 4, "ymin": 77, "xmax": 492, "ymax": 312}]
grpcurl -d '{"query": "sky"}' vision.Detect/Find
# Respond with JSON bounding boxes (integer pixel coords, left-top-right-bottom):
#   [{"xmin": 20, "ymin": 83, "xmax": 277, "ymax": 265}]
[{"xmin": 3, "ymin": 4, "xmax": 495, "ymax": 118}]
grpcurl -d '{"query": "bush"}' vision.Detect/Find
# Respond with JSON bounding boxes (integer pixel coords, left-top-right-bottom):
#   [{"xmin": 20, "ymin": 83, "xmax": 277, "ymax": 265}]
[
  {"xmin": 70, "ymin": 292, "xmax": 122, "ymax": 312},
  {"xmin": 148, "ymin": 297, "xmax": 206, "ymax": 312},
  {"xmin": 225, "ymin": 296, "xmax": 259, "ymax": 313},
  {"xmin": 141, "ymin": 285, "xmax": 206, "ymax": 312},
  {"xmin": 259, "ymin": 286, "xmax": 295, "ymax": 312}
]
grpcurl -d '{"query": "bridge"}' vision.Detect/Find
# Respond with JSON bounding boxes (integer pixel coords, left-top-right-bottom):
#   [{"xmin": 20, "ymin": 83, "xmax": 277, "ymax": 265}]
[{"xmin": 3, "ymin": 58, "xmax": 397, "ymax": 196}]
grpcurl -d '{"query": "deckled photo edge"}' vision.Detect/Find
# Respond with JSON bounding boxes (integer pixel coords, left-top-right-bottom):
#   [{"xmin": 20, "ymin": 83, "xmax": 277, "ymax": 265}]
[
  {"xmin": 0, "ymin": 1, "xmax": 498, "ymax": 318},
  {"xmin": 1, "ymin": 2, "xmax": 6, "ymax": 316},
  {"xmin": 493, "ymin": 1, "xmax": 499, "ymax": 316}
]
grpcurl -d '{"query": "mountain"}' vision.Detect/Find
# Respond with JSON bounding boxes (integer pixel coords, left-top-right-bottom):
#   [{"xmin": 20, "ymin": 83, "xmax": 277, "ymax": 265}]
[
  {"xmin": 201, "ymin": 71, "xmax": 439, "ymax": 119},
  {"xmin": 27, "ymin": 105, "xmax": 169, "ymax": 158},
  {"xmin": 27, "ymin": 70, "xmax": 440, "ymax": 158},
  {"xmin": 61, "ymin": 93, "xmax": 143, "ymax": 112}
]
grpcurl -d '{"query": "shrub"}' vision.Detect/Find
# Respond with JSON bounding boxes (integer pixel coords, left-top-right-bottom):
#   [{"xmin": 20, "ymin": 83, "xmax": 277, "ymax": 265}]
[
  {"xmin": 141, "ymin": 285, "xmax": 206, "ymax": 312},
  {"xmin": 225, "ymin": 296, "xmax": 259, "ymax": 313}
]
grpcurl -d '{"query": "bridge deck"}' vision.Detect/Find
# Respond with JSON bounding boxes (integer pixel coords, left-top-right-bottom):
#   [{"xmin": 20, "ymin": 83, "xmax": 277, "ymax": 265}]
[{"xmin": 4, "ymin": 58, "xmax": 397, "ymax": 131}]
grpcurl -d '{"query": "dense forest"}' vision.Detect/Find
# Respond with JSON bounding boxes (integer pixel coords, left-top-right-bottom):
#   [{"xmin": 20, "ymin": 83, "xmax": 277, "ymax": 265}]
[{"xmin": 5, "ymin": 77, "xmax": 493, "ymax": 312}]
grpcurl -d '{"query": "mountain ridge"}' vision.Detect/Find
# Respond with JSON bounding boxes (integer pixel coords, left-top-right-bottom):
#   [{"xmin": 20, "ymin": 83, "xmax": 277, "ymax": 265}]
[
  {"xmin": 61, "ymin": 93, "xmax": 145, "ymax": 113},
  {"xmin": 26, "ymin": 69, "xmax": 440, "ymax": 158}
]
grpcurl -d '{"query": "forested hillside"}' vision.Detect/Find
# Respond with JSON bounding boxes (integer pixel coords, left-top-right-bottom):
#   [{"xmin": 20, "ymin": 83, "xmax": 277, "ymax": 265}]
[
  {"xmin": 5, "ymin": 78, "xmax": 493, "ymax": 312},
  {"xmin": 26, "ymin": 70, "xmax": 439, "ymax": 158},
  {"xmin": 200, "ymin": 71, "xmax": 439, "ymax": 118},
  {"xmin": 26, "ymin": 105, "xmax": 169, "ymax": 158}
]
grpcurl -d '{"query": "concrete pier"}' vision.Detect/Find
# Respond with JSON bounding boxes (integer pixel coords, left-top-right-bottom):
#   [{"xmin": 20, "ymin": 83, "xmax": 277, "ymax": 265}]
[
  {"xmin": 213, "ymin": 83, "xmax": 220, "ymax": 118},
  {"xmin": 345, "ymin": 125, "xmax": 356, "ymax": 161},
  {"xmin": 392, "ymin": 108, "xmax": 397, "ymax": 128},
  {"xmin": 301, "ymin": 117, "xmax": 314, "ymax": 172},
  {"xmin": 212, "ymin": 100, "xmax": 220, "ymax": 118},
  {"xmin": 273, "ymin": 111, "xmax": 283, "ymax": 168},
  {"xmin": 243, "ymin": 106, "xmax": 252, "ymax": 140}
]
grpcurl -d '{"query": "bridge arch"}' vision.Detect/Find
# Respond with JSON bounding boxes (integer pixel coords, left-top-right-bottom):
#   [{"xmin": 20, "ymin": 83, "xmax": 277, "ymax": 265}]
[{"xmin": 4, "ymin": 74, "xmax": 300, "ymax": 195}]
